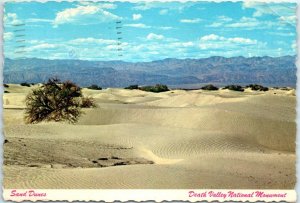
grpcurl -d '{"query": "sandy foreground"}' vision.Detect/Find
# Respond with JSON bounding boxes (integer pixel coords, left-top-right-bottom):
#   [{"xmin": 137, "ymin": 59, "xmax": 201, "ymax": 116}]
[{"xmin": 3, "ymin": 84, "xmax": 296, "ymax": 189}]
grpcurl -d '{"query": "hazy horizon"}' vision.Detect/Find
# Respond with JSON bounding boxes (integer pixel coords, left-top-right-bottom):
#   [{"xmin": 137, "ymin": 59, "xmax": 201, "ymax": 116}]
[{"xmin": 4, "ymin": 54, "xmax": 296, "ymax": 63}]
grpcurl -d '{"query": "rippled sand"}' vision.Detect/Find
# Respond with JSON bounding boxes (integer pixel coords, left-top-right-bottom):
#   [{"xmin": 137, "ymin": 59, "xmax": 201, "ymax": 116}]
[{"xmin": 3, "ymin": 84, "xmax": 296, "ymax": 189}]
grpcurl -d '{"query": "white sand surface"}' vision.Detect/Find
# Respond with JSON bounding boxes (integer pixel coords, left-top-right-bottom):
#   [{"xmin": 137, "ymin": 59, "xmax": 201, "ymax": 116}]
[{"xmin": 3, "ymin": 85, "xmax": 295, "ymax": 189}]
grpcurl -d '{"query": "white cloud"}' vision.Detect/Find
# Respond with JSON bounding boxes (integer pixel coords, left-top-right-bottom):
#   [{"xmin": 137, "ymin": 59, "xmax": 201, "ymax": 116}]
[
  {"xmin": 206, "ymin": 15, "xmax": 232, "ymax": 27},
  {"xmin": 132, "ymin": 14, "xmax": 142, "ymax": 20},
  {"xmin": 34, "ymin": 43, "xmax": 58, "ymax": 49},
  {"xmin": 124, "ymin": 23, "xmax": 151, "ymax": 28},
  {"xmin": 199, "ymin": 34, "xmax": 258, "ymax": 50},
  {"xmin": 206, "ymin": 16, "xmax": 232, "ymax": 28},
  {"xmin": 278, "ymin": 15, "xmax": 296, "ymax": 25},
  {"xmin": 243, "ymin": 2, "xmax": 295, "ymax": 17},
  {"xmin": 132, "ymin": 2, "xmax": 195, "ymax": 11},
  {"xmin": 133, "ymin": 2, "xmax": 161, "ymax": 10},
  {"xmin": 200, "ymin": 34, "xmax": 225, "ymax": 41},
  {"xmin": 5, "ymin": 34, "xmax": 284, "ymax": 62},
  {"xmin": 4, "ymin": 32, "xmax": 13, "ymax": 41},
  {"xmin": 243, "ymin": 2, "xmax": 296, "ymax": 26},
  {"xmin": 218, "ymin": 15, "xmax": 233, "ymax": 22},
  {"xmin": 27, "ymin": 40, "xmax": 46, "ymax": 44},
  {"xmin": 227, "ymin": 17, "xmax": 258, "ymax": 27},
  {"xmin": 26, "ymin": 18, "xmax": 53, "ymax": 23},
  {"xmin": 206, "ymin": 22, "xmax": 223, "ymax": 28},
  {"xmin": 146, "ymin": 33, "xmax": 164, "ymax": 40},
  {"xmin": 157, "ymin": 26, "xmax": 173, "ymax": 30},
  {"xmin": 224, "ymin": 17, "xmax": 277, "ymax": 29},
  {"xmin": 170, "ymin": 41, "xmax": 194, "ymax": 47},
  {"xmin": 26, "ymin": 43, "xmax": 60, "ymax": 52},
  {"xmin": 53, "ymin": 5, "xmax": 120, "ymax": 27},
  {"xmin": 4, "ymin": 13, "xmax": 23, "ymax": 25},
  {"xmin": 98, "ymin": 3, "xmax": 117, "ymax": 10},
  {"xmin": 228, "ymin": 37, "xmax": 257, "ymax": 44},
  {"xmin": 200, "ymin": 34, "xmax": 257, "ymax": 44},
  {"xmin": 267, "ymin": 31, "xmax": 295, "ymax": 37},
  {"xmin": 180, "ymin": 18, "xmax": 202, "ymax": 23},
  {"xmin": 226, "ymin": 22, "xmax": 259, "ymax": 28},
  {"xmin": 105, "ymin": 42, "xmax": 129, "ymax": 50},
  {"xmin": 201, "ymin": 34, "xmax": 221, "ymax": 41},
  {"xmin": 68, "ymin": 38, "xmax": 116, "ymax": 45},
  {"xmin": 78, "ymin": 2, "xmax": 117, "ymax": 10},
  {"xmin": 159, "ymin": 9, "xmax": 168, "ymax": 15},
  {"xmin": 182, "ymin": 42, "xmax": 194, "ymax": 47},
  {"xmin": 54, "ymin": 5, "xmax": 98, "ymax": 24},
  {"xmin": 208, "ymin": 14, "xmax": 292, "ymax": 30}
]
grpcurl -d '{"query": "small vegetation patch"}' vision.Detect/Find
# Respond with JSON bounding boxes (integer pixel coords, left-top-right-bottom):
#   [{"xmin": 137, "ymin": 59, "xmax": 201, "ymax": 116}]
[
  {"xmin": 87, "ymin": 84, "xmax": 102, "ymax": 90},
  {"xmin": 246, "ymin": 84, "xmax": 269, "ymax": 91},
  {"xmin": 125, "ymin": 84, "xmax": 169, "ymax": 92},
  {"xmin": 20, "ymin": 82, "xmax": 31, "ymax": 87},
  {"xmin": 139, "ymin": 84, "xmax": 170, "ymax": 93},
  {"xmin": 201, "ymin": 84, "xmax": 219, "ymax": 91},
  {"xmin": 280, "ymin": 87, "xmax": 292, "ymax": 91},
  {"xmin": 25, "ymin": 78, "xmax": 96, "ymax": 124},
  {"xmin": 4, "ymin": 90, "xmax": 9, "ymax": 93},
  {"xmin": 125, "ymin": 85, "xmax": 139, "ymax": 90},
  {"xmin": 81, "ymin": 96, "xmax": 96, "ymax": 108},
  {"xmin": 223, "ymin": 85, "xmax": 244, "ymax": 92},
  {"xmin": 4, "ymin": 84, "xmax": 9, "ymax": 88}
]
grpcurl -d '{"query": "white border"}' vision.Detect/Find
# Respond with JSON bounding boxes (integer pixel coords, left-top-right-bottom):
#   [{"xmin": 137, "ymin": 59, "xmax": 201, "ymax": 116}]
[
  {"xmin": 0, "ymin": 0, "xmax": 299, "ymax": 202},
  {"xmin": 2, "ymin": 189, "xmax": 297, "ymax": 202}
]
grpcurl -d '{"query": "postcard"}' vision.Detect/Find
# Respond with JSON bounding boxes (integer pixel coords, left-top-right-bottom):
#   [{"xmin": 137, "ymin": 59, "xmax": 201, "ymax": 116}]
[{"xmin": 1, "ymin": 0, "xmax": 297, "ymax": 202}]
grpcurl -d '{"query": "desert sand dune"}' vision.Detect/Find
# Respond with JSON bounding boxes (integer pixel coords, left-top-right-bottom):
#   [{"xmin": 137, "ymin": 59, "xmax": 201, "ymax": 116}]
[{"xmin": 3, "ymin": 86, "xmax": 296, "ymax": 189}]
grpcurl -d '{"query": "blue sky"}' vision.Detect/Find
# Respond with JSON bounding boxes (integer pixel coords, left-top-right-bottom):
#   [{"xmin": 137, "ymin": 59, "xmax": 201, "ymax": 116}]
[{"xmin": 4, "ymin": 1, "xmax": 297, "ymax": 62}]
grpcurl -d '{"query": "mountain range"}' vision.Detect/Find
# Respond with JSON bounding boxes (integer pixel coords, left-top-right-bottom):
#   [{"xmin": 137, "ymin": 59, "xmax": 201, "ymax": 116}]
[{"xmin": 4, "ymin": 56, "xmax": 296, "ymax": 88}]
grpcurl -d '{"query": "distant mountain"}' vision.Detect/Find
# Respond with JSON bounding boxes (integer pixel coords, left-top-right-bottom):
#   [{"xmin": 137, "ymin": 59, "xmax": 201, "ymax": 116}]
[{"xmin": 4, "ymin": 56, "xmax": 296, "ymax": 87}]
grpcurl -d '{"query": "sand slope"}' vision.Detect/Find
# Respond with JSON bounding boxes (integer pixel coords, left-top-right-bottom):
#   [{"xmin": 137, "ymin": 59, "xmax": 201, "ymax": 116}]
[{"xmin": 3, "ymin": 85, "xmax": 296, "ymax": 189}]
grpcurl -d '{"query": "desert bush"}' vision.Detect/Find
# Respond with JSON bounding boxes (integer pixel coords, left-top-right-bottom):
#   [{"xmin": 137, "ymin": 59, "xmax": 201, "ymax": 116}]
[
  {"xmin": 81, "ymin": 96, "xmax": 96, "ymax": 108},
  {"xmin": 20, "ymin": 82, "xmax": 31, "ymax": 87},
  {"xmin": 280, "ymin": 87, "xmax": 291, "ymax": 91},
  {"xmin": 125, "ymin": 85, "xmax": 139, "ymax": 90},
  {"xmin": 246, "ymin": 84, "xmax": 268, "ymax": 91},
  {"xmin": 87, "ymin": 84, "xmax": 102, "ymax": 90},
  {"xmin": 201, "ymin": 84, "xmax": 219, "ymax": 91},
  {"xmin": 4, "ymin": 90, "xmax": 9, "ymax": 93},
  {"xmin": 4, "ymin": 84, "xmax": 9, "ymax": 88},
  {"xmin": 223, "ymin": 85, "xmax": 244, "ymax": 92},
  {"xmin": 140, "ymin": 84, "xmax": 170, "ymax": 93},
  {"xmin": 25, "ymin": 78, "xmax": 82, "ymax": 124}
]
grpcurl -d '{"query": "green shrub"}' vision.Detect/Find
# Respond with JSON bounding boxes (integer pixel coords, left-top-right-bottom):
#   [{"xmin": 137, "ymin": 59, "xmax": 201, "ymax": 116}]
[
  {"xmin": 223, "ymin": 85, "xmax": 244, "ymax": 92},
  {"xmin": 139, "ymin": 84, "xmax": 170, "ymax": 93},
  {"xmin": 4, "ymin": 84, "xmax": 9, "ymax": 88},
  {"xmin": 81, "ymin": 96, "xmax": 96, "ymax": 108},
  {"xmin": 4, "ymin": 90, "xmax": 9, "ymax": 93},
  {"xmin": 87, "ymin": 84, "xmax": 102, "ymax": 90},
  {"xmin": 20, "ymin": 82, "xmax": 31, "ymax": 87},
  {"xmin": 201, "ymin": 84, "xmax": 219, "ymax": 91},
  {"xmin": 246, "ymin": 84, "xmax": 269, "ymax": 91},
  {"xmin": 25, "ymin": 78, "xmax": 83, "ymax": 124},
  {"xmin": 125, "ymin": 85, "xmax": 139, "ymax": 90}
]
